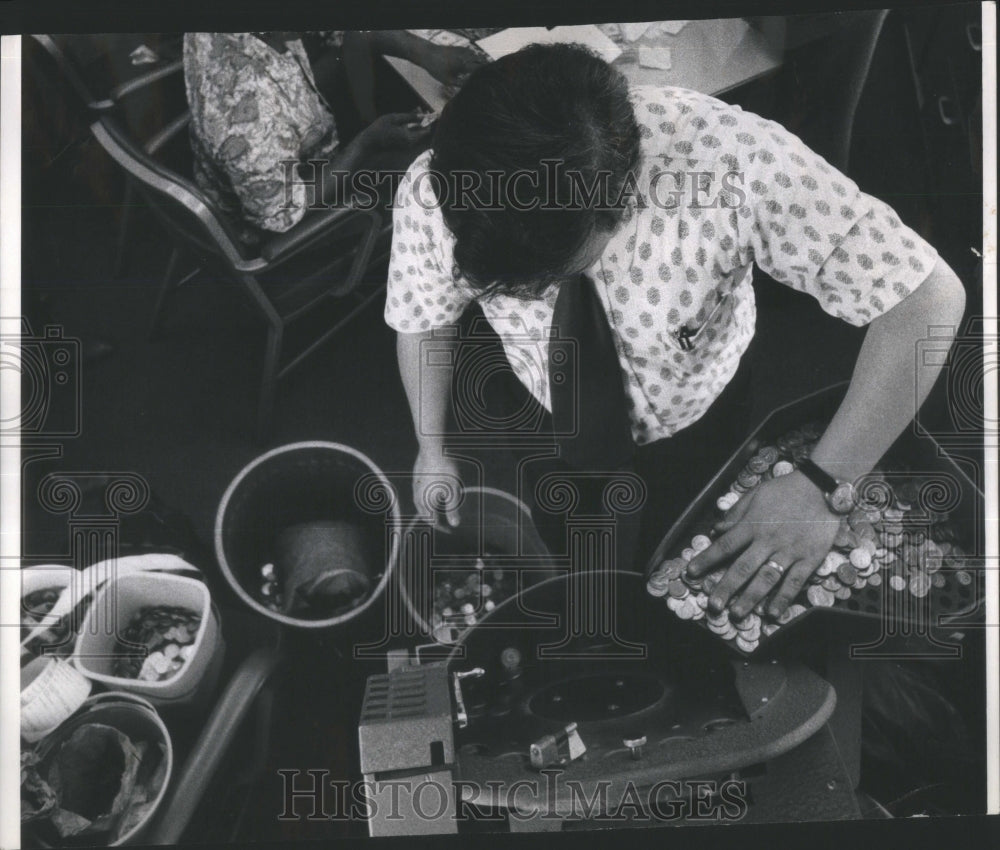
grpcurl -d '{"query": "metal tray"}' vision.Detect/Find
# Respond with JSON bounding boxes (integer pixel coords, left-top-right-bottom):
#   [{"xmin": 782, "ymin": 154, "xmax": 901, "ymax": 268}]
[{"xmin": 644, "ymin": 383, "xmax": 986, "ymax": 657}]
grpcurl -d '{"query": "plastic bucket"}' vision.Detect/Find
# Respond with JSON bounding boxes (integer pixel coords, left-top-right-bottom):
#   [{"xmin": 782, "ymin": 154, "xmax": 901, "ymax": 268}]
[
  {"xmin": 214, "ymin": 441, "xmax": 400, "ymax": 628},
  {"xmin": 26, "ymin": 691, "xmax": 173, "ymax": 847},
  {"xmin": 397, "ymin": 486, "xmax": 557, "ymax": 641},
  {"xmin": 72, "ymin": 571, "xmax": 220, "ymax": 705}
]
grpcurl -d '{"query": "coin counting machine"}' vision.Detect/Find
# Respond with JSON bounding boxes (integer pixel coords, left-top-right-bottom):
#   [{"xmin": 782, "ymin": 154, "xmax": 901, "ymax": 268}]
[{"xmin": 359, "ymin": 385, "xmax": 984, "ymax": 834}]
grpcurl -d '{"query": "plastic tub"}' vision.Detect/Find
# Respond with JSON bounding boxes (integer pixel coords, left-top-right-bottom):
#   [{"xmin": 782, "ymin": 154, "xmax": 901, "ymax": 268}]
[
  {"xmin": 72, "ymin": 571, "xmax": 220, "ymax": 704},
  {"xmin": 214, "ymin": 441, "xmax": 401, "ymax": 628},
  {"xmin": 26, "ymin": 691, "xmax": 173, "ymax": 847}
]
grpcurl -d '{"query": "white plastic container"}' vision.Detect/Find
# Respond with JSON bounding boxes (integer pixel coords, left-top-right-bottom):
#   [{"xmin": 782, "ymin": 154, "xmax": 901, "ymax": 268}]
[
  {"xmin": 72, "ymin": 571, "xmax": 219, "ymax": 704},
  {"xmin": 28, "ymin": 692, "xmax": 173, "ymax": 847}
]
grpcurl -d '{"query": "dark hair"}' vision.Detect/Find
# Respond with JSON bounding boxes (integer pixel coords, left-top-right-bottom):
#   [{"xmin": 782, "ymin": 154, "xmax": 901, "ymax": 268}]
[{"xmin": 430, "ymin": 43, "xmax": 642, "ymax": 299}]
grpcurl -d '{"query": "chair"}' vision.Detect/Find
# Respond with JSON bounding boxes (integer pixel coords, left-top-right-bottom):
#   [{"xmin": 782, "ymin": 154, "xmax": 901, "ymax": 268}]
[
  {"xmin": 28, "ymin": 34, "xmax": 190, "ymax": 276},
  {"xmin": 89, "ymin": 113, "xmax": 385, "ymax": 441}
]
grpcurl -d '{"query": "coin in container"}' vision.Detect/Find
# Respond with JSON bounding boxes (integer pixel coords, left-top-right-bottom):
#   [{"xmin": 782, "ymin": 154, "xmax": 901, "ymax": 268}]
[
  {"xmin": 867, "ymin": 572, "xmax": 882, "ymax": 587},
  {"xmin": 852, "ymin": 576, "xmax": 867, "ymax": 590},
  {"xmin": 691, "ymin": 534, "xmax": 712, "ymax": 552},
  {"xmin": 758, "ymin": 446, "xmax": 780, "ymax": 466},
  {"xmin": 833, "ymin": 586, "xmax": 852, "ymax": 600},
  {"xmin": 955, "ymin": 570, "xmax": 972, "ymax": 586},
  {"xmin": 647, "ymin": 577, "xmax": 670, "ymax": 597},
  {"xmin": 807, "ymin": 585, "xmax": 835, "ymax": 607},
  {"xmin": 681, "ymin": 547, "xmax": 696, "ymax": 561},
  {"xmin": 850, "ymin": 548, "xmax": 873, "ymax": 569},
  {"xmin": 788, "ymin": 603, "xmax": 808, "ymax": 619},
  {"xmin": 909, "ymin": 573, "xmax": 931, "ymax": 598},
  {"xmin": 716, "ymin": 492, "xmax": 740, "ymax": 511},
  {"xmin": 931, "ymin": 573, "xmax": 946, "ymax": 589},
  {"xmin": 735, "ymin": 635, "xmax": 759, "ymax": 653},
  {"xmin": 836, "ymin": 562, "xmax": 859, "ymax": 585},
  {"xmin": 762, "ymin": 623, "xmax": 780, "ymax": 637},
  {"xmin": 736, "ymin": 470, "xmax": 761, "ymax": 490},
  {"xmin": 818, "ymin": 551, "xmax": 846, "ymax": 576},
  {"xmin": 888, "ymin": 575, "xmax": 907, "ymax": 592},
  {"xmin": 747, "ymin": 454, "xmax": 771, "ymax": 474},
  {"xmin": 822, "ymin": 576, "xmax": 842, "ymax": 592},
  {"xmin": 834, "ymin": 525, "xmax": 856, "ymax": 550},
  {"xmin": 772, "ymin": 460, "xmax": 794, "ymax": 477},
  {"xmin": 668, "ymin": 579, "xmax": 689, "ymax": 599}
]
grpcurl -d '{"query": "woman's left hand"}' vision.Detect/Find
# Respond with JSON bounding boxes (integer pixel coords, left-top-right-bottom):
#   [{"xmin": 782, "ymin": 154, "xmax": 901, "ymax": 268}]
[{"xmin": 685, "ymin": 471, "xmax": 842, "ymax": 620}]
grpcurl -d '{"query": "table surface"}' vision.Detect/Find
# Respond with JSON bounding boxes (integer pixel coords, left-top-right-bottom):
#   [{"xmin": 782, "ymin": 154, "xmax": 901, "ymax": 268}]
[{"xmin": 386, "ymin": 19, "xmax": 785, "ymax": 112}]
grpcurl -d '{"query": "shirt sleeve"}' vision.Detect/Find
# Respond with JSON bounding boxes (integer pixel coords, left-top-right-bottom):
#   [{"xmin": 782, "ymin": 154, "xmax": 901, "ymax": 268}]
[
  {"xmin": 384, "ymin": 159, "xmax": 474, "ymax": 333},
  {"xmin": 734, "ymin": 113, "xmax": 939, "ymax": 326}
]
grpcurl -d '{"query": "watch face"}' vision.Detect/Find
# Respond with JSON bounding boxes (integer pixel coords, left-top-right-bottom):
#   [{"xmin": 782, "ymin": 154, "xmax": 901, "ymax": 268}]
[{"xmin": 828, "ymin": 481, "xmax": 856, "ymax": 514}]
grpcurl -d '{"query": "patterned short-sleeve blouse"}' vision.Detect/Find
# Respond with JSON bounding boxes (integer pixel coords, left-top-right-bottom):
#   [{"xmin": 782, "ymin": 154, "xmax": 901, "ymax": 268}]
[{"xmin": 384, "ymin": 85, "xmax": 939, "ymax": 445}]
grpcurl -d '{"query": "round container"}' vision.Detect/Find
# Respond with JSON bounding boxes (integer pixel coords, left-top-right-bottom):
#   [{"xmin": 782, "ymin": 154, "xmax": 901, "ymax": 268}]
[
  {"xmin": 214, "ymin": 441, "xmax": 401, "ymax": 628},
  {"xmin": 71, "ymin": 571, "xmax": 220, "ymax": 704},
  {"xmin": 397, "ymin": 486, "xmax": 557, "ymax": 640},
  {"xmin": 26, "ymin": 691, "xmax": 173, "ymax": 847},
  {"xmin": 21, "ymin": 565, "xmax": 77, "ymax": 651}
]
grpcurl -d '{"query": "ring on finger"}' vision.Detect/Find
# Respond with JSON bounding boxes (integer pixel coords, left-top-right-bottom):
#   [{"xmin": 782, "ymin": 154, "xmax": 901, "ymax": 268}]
[{"xmin": 763, "ymin": 559, "xmax": 787, "ymax": 577}]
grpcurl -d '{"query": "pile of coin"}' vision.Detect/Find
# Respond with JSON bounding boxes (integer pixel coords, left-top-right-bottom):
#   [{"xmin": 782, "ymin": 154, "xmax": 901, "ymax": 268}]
[
  {"xmin": 430, "ymin": 555, "xmax": 515, "ymax": 643},
  {"xmin": 648, "ymin": 422, "xmax": 971, "ymax": 653},
  {"xmin": 113, "ymin": 605, "xmax": 201, "ymax": 682}
]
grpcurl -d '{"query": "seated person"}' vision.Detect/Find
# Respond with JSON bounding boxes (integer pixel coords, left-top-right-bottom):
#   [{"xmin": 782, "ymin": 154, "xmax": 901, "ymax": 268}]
[{"xmin": 182, "ymin": 31, "xmax": 482, "ymax": 240}]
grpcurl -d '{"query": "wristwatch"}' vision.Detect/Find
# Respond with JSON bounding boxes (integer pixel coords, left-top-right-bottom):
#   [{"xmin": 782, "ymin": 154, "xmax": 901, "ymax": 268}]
[{"xmin": 796, "ymin": 457, "xmax": 856, "ymax": 515}]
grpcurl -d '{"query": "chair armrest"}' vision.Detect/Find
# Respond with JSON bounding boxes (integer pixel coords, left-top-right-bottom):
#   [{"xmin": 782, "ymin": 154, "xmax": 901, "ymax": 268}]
[
  {"xmin": 256, "ymin": 205, "xmax": 382, "ymax": 266},
  {"xmin": 110, "ymin": 57, "xmax": 185, "ymax": 102},
  {"xmin": 142, "ymin": 644, "xmax": 284, "ymax": 845}
]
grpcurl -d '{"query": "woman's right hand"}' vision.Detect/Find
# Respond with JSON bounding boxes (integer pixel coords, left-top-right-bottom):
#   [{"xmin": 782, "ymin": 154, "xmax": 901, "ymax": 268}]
[
  {"xmin": 364, "ymin": 111, "xmax": 433, "ymax": 151},
  {"xmin": 413, "ymin": 446, "xmax": 462, "ymax": 527}
]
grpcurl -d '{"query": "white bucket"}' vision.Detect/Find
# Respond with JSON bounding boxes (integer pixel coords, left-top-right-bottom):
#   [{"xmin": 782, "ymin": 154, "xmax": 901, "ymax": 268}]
[
  {"xmin": 72, "ymin": 571, "xmax": 219, "ymax": 704},
  {"xmin": 28, "ymin": 692, "xmax": 173, "ymax": 847}
]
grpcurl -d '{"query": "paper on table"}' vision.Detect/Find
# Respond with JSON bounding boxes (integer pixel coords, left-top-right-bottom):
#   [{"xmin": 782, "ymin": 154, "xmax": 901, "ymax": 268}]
[
  {"xmin": 638, "ymin": 46, "xmax": 673, "ymax": 71},
  {"xmin": 655, "ymin": 20, "xmax": 691, "ymax": 37},
  {"xmin": 620, "ymin": 21, "xmax": 655, "ymax": 42},
  {"xmin": 407, "ymin": 29, "xmax": 472, "ymax": 48},
  {"xmin": 476, "ymin": 26, "xmax": 623, "ymax": 64}
]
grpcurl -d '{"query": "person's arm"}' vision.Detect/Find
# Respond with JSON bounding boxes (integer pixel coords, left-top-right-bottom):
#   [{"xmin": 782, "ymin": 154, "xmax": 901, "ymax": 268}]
[
  {"xmin": 319, "ymin": 113, "xmax": 429, "ymax": 206},
  {"xmin": 361, "ymin": 30, "xmax": 485, "ymax": 87},
  {"xmin": 688, "ymin": 259, "xmax": 965, "ymax": 619},
  {"xmin": 683, "ymin": 104, "xmax": 967, "ymax": 619},
  {"xmin": 397, "ymin": 330, "xmax": 463, "ymax": 526}
]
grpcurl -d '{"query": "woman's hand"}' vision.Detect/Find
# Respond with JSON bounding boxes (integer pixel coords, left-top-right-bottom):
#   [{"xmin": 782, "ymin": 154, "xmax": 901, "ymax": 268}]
[
  {"xmin": 363, "ymin": 112, "xmax": 433, "ymax": 151},
  {"xmin": 416, "ymin": 44, "xmax": 486, "ymax": 87},
  {"xmin": 413, "ymin": 446, "xmax": 463, "ymax": 527},
  {"xmin": 685, "ymin": 471, "xmax": 842, "ymax": 620}
]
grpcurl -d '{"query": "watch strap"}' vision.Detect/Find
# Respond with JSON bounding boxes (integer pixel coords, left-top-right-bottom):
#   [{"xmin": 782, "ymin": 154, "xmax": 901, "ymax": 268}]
[{"xmin": 796, "ymin": 457, "xmax": 839, "ymax": 494}]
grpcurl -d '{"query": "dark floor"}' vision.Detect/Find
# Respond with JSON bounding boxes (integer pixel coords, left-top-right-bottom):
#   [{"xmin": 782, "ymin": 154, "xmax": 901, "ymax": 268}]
[{"xmin": 18, "ymin": 11, "xmax": 986, "ymax": 841}]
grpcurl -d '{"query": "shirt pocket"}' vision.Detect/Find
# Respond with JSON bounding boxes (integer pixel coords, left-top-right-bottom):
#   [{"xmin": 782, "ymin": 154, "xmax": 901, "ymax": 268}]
[{"xmin": 658, "ymin": 285, "xmax": 735, "ymax": 358}]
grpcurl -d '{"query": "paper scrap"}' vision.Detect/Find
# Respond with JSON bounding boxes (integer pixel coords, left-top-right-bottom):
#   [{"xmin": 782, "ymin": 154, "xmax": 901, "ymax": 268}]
[
  {"xmin": 620, "ymin": 21, "xmax": 655, "ymax": 42},
  {"xmin": 656, "ymin": 20, "xmax": 691, "ymax": 37},
  {"xmin": 477, "ymin": 25, "xmax": 623, "ymax": 64},
  {"xmin": 638, "ymin": 46, "xmax": 673, "ymax": 71}
]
